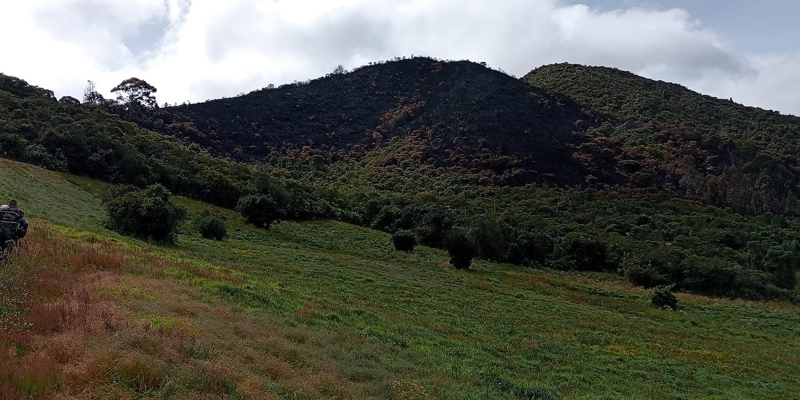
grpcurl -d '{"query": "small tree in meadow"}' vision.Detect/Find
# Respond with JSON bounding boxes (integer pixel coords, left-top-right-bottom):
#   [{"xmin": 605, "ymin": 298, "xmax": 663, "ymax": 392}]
[
  {"xmin": 651, "ymin": 285, "xmax": 678, "ymax": 310},
  {"xmin": 236, "ymin": 194, "xmax": 280, "ymax": 228},
  {"xmin": 392, "ymin": 230, "xmax": 417, "ymax": 252},
  {"xmin": 444, "ymin": 231, "xmax": 477, "ymax": 270},
  {"xmin": 105, "ymin": 184, "xmax": 186, "ymax": 243},
  {"xmin": 195, "ymin": 210, "xmax": 227, "ymax": 241}
]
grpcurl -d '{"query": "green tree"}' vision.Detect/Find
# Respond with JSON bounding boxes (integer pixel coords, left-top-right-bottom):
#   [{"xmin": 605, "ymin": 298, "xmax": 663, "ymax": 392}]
[
  {"xmin": 237, "ymin": 194, "xmax": 280, "ymax": 228},
  {"xmin": 764, "ymin": 244, "xmax": 799, "ymax": 290},
  {"xmin": 105, "ymin": 184, "xmax": 186, "ymax": 243},
  {"xmin": 392, "ymin": 230, "xmax": 417, "ymax": 252},
  {"xmin": 195, "ymin": 210, "xmax": 227, "ymax": 241},
  {"xmin": 111, "ymin": 77, "xmax": 158, "ymax": 120},
  {"xmin": 651, "ymin": 286, "xmax": 678, "ymax": 310},
  {"xmin": 445, "ymin": 231, "xmax": 477, "ymax": 270}
]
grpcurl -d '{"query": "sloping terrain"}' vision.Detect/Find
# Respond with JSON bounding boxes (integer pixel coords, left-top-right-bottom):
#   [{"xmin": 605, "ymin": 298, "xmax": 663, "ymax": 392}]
[
  {"xmin": 1, "ymin": 158, "xmax": 799, "ymax": 399},
  {"xmin": 524, "ymin": 63, "xmax": 800, "ymax": 151},
  {"xmin": 0, "ymin": 73, "xmax": 252, "ymax": 208},
  {"xmin": 3, "ymin": 68, "xmax": 799, "ymax": 301},
  {"xmin": 160, "ymin": 59, "xmax": 800, "ymax": 214},
  {"xmin": 167, "ymin": 58, "xmax": 605, "ymax": 186},
  {"xmin": 524, "ymin": 63, "xmax": 800, "ymax": 214}
]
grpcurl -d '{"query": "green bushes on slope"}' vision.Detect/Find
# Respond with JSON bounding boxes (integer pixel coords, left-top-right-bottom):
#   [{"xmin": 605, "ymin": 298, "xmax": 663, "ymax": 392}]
[{"xmin": 104, "ymin": 184, "xmax": 186, "ymax": 243}]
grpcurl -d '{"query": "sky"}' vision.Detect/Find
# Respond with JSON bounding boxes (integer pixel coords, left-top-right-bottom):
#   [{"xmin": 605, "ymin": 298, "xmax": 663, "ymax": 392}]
[{"xmin": 1, "ymin": 0, "xmax": 798, "ymax": 116}]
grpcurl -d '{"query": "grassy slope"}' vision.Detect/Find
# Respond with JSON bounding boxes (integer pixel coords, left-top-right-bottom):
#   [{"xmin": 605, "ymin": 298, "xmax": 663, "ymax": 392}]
[{"xmin": 1, "ymin": 158, "xmax": 799, "ymax": 399}]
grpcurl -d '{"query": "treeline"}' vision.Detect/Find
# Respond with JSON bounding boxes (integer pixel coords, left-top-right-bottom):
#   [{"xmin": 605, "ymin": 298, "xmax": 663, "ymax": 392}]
[
  {"xmin": 1, "ymin": 74, "xmax": 251, "ymax": 208},
  {"xmin": 271, "ymin": 155, "xmax": 800, "ymax": 301},
  {"xmin": 346, "ymin": 185, "xmax": 799, "ymax": 300}
]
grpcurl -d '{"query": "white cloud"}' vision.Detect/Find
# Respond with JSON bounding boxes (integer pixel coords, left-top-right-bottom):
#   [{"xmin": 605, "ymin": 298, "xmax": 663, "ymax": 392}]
[
  {"xmin": 0, "ymin": 0, "xmax": 797, "ymax": 116},
  {"xmin": 683, "ymin": 53, "xmax": 800, "ymax": 116}
]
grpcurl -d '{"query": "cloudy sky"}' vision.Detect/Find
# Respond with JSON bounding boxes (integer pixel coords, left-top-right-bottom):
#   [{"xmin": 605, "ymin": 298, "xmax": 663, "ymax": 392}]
[{"xmin": 2, "ymin": 0, "xmax": 799, "ymax": 116}]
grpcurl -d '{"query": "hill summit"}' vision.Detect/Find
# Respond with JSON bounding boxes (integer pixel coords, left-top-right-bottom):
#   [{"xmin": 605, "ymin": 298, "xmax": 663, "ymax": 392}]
[{"xmin": 167, "ymin": 57, "xmax": 605, "ymax": 186}]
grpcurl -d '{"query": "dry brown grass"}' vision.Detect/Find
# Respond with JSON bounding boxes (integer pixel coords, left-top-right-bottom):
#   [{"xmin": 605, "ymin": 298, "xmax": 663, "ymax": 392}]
[{"xmin": 1, "ymin": 220, "xmax": 388, "ymax": 399}]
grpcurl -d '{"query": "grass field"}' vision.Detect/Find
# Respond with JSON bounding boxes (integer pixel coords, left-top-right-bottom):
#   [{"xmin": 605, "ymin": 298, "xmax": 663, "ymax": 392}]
[{"xmin": 1, "ymin": 157, "xmax": 799, "ymax": 399}]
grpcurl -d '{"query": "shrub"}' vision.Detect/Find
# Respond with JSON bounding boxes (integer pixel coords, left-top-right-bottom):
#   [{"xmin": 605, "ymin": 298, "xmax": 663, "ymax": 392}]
[
  {"xmin": 623, "ymin": 246, "xmax": 686, "ymax": 288},
  {"xmin": 444, "ymin": 231, "xmax": 477, "ymax": 270},
  {"xmin": 414, "ymin": 207, "xmax": 453, "ymax": 247},
  {"xmin": 552, "ymin": 232, "xmax": 610, "ymax": 271},
  {"xmin": 237, "ymin": 194, "xmax": 280, "ymax": 228},
  {"xmin": 505, "ymin": 229, "xmax": 554, "ymax": 266},
  {"xmin": 469, "ymin": 218, "xmax": 508, "ymax": 261},
  {"xmin": 625, "ymin": 263, "xmax": 669, "ymax": 288},
  {"xmin": 105, "ymin": 184, "xmax": 186, "ymax": 243},
  {"xmin": 764, "ymin": 245, "xmax": 799, "ymax": 290},
  {"xmin": 195, "ymin": 210, "xmax": 227, "ymax": 241},
  {"xmin": 651, "ymin": 286, "xmax": 678, "ymax": 310},
  {"xmin": 392, "ymin": 230, "xmax": 417, "ymax": 252},
  {"xmin": 197, "ymin": 170, "xmax": 242, "ymax": 209},
  {"xmin": 370, "ymin": 205, "xmax": 402, "ymax": 232}
]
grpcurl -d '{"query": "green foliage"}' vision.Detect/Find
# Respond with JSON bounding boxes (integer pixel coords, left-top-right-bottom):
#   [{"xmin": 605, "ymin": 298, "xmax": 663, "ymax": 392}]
[
  {"xmin": 553, "ymin": 232, "xmax": 611, "ymax": 271},
  {"xmin": 445, "ymin": 231, "xmax": 477, "ymax": 270},
  {"xmin": 413, "ymin": 207, "xmax": 453, "ymax": 248},
  {"xmin": 525, "ymin": 63, "xmax": 800, "ymax": 215},
  {"xmin": 623, "ymin": 246, "xmax": 685, "ymax": 288},
  {"xmin": 236, "ymin": 194, "xmax": 279, "ymax": 229},
  {"xmin": 651, "ymin": 286, "xmax": 678, "ymax": 310},
  {"xmin": 3, "ymin": 66, "xmax": 799, "ymax": 303},
  {"xmin": 194, "ymin": 210, "xmax": 227, "ymax": 241},
  {"xmin": 104, "ymin": 184, "xmax": 186, "ymax": 243},
  {"xmin": 763, "ymin": 244, "xmax": 800, "ymax": 290},
  {"xmin": 4, "ymin": 162, "xmax": 800, "ymax": 399},
  {"xmin": 391, "ymin": 230, "xmax": 416, "ymax": 252},
  {"xmin": 370, "ymin": 205, "xmax": 402, "ymax": 232},
  {"xmin": 504, "ymin": 228, "xmax": 554, "ymax": 266},
  {"xmin": 468, "ymin": 217, "xmax": 507, "ymax": 261},
  {"xmin": 0, "ymin": 73, "xmax": 251, "ymax": 208}
]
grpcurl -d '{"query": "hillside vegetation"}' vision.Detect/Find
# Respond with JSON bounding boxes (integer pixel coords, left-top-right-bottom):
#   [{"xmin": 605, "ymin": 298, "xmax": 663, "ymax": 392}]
[
  {"xmin": 1, "ymin": 158, "xmax": 799, "ymax": 399},
  {"xmin": 2, "ymin": 63, "xmax": 800, "ymax": 300},
  {"xmin": 0, "ymin": 73, "xmax": 250, "ymax": 208},
  {"xmin": 166, "ymin": 58, "xmax": 601, "ymax": 187},
  {"xmin": 525, "ymin": 63, "xmax": 800, "ymax": 215}
]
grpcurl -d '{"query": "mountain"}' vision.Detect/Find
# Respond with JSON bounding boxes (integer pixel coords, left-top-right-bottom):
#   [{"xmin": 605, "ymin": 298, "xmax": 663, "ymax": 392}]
[
  {"xmin": 525, "ymin": 63, "xmax": 800, "ymax": 215},
  {"xmin": 161, "ymin": 59, "xmax": 800, "ymax": 215},
  {"xmin": 166, "ymin": 57, "xmax": 608, "ymax": 186},
  {"xmin": 524, "ymin": 63, "xmax": 800, "ymax": 152}
]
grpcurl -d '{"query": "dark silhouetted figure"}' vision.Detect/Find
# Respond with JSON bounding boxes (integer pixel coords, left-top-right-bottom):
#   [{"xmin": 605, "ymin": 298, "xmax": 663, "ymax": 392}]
[{"xmin": 0, "ymin": 199, "xmax": 28, "ymax": 254}]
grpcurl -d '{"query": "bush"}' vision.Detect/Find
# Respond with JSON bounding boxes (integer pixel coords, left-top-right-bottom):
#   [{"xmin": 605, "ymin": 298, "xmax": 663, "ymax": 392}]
[
  {"xmin": 105, "ymin": 184, "xmax": 186, "ymax": 243},
  {"xmin": 237, "ymin": 194, "xmax": 280, "ymax": 228},
  {"xmin": 651, "ymin": 286, "xmax": 678, "ymax": 310},
  {"xmin": 392, "ymin": 230, "xmax": 417, "ymax": 252},
  {"xmin": 469, "ymin": 218, "xmax": 507, "ymax": 261},
  {"xmin": 552, "ymin": 232, "xmax": 610, "ymax": 271},
  {"xmin": 764, "ymin": 245, "xmax": 799, "ymax": 290},
  {"xmin": 625, "ymin": 263, "xmax": 669, "ymax": 288},
  {"xmin": 370, "ymin": 205, "xmax": 402, "ymax": 232},
  {"xmin": 505, "ymin": 229, "xmax": 554, "ymax": 266},
  {"xmin": 623, "ymin": 246, "xmax": 686, "ymax": 288},
  {"xmin": 195, "ymin": 210, "xmax": 227, "ymax": 241},
  {"xmin": 444, "ymin": 231, "xmax": 477, "ymax": 270},
  {"xmin": 414, "ymin": 207, "xmax": 453, "ymax": 247}
]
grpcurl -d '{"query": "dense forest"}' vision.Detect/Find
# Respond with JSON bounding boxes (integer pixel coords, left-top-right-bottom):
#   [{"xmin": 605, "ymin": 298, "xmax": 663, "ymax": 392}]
[{"xmin": 1, "ymin": 58, "xmax": 798, "ymax": 301}]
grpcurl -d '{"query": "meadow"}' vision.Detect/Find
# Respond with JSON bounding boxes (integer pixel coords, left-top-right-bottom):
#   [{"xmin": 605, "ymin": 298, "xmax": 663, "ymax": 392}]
[{"xmin": 1, "ymin": 158, "xmax": 799, "ymax": 399}]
